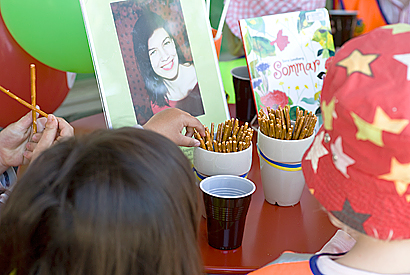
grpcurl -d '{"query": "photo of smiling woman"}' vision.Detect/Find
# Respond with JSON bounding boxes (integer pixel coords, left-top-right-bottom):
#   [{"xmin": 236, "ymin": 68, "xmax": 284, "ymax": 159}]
[{"xmin": 132, "ymin": 9, "xmax": 205, "ymax": 117}]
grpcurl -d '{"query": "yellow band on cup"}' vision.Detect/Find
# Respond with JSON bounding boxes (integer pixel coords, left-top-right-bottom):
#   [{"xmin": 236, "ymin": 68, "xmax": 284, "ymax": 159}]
[{"xmin": 257, "ymin": 145, "xmax": 302, "ymax": 172}]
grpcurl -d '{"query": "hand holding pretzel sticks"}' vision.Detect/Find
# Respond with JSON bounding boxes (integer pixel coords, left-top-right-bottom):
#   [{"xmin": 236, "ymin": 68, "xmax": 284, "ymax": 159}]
[
  {"xmin": 258, "ymin": 106, "xmax": 317, "ymax": 140},
  {"xmin": 0, "ymin": 111, "xmax": 39, "ymax": 173},
  {"xmin": 0, "ymin": 111, "xmax": 74, "ymax": 174},
  {"xmin": 143, "ymin": 108, "xmax": 205, "ymax": 147},
  {"xmin": 0, "ymin": 64, "xmax": 74, "ymax": 175},
  {"xmin": 194, "ymin": 118, "xmax": 254, "ymax": 153},
  {"xmin": 24, "ymin": 114, "xmax": 74, "ymax": 161}
]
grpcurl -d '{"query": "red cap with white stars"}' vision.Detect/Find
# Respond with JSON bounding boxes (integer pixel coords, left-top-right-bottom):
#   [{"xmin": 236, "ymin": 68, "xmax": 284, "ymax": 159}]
[{"xmin": 302, "ymin": 23, "xmax": 410, "ymax": 240}]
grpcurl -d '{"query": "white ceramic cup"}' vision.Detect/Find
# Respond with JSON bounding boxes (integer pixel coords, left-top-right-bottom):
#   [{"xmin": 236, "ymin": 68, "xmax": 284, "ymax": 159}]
[
  {"xmin": 193, "ymin": 143, "xmax": 252, "ymax": 179},
  {"xmin": 257, "ymin": 128, "xmax": 314, "ymax": 206},
  {"xmin": 193, "ymin": 143, "xmax": 253, "ymax": 217}
]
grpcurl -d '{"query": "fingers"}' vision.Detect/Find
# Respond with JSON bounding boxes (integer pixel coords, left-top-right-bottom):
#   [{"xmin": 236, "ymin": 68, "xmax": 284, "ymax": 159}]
[
  {"xmin": 30, "ymin": 132, "xmax": 42, "ymax": 143},
  {"xmin": 25, "ymin": 138, "xmax": 40, "ymax": 152},
  {"xmin": 184, "ymin": 115, "xmax": 205, "ymax": 136},
  {"xmin": 15, "ymin": 110, "xmax": 34, "ymax": 130},
  {"xmin": 31, "ymin": 114, "xmax": 58, "ymax": 161},
  {"xmin": 25, "ymin": 116, "xmax": 73, "ymax": 162},
  {"xmin": 178, "ymin": 135, "xmax": 201, "ymax": 147},
  {"xmin": 185, "ymin": 126, "xmax": 195, "ymax": 138},
  {"xmin": 36, "ymin": 117, "xmax": 47, "ymax": 133},
  {"xmin": 23, "ymin": 149, "xmax": 33, "ymax": 161},
  {"xmin": 56, "ymin": 117, "xmax": 74, "ymax": 140}
]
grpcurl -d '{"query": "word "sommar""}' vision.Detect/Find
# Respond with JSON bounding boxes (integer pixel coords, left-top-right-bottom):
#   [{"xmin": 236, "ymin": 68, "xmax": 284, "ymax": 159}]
[{"xmin": 273, "ymin": 59, "xmax": 320, "ymax": 79}]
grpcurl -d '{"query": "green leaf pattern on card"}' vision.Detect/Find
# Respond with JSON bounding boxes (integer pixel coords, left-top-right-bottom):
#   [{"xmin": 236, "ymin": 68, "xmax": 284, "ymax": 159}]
[
  {"xmin": 251, "ymin": 36, "xmax": 276, "ymax": 58},
  {"xmin": 312, "ymin": 27, "xmax": 335, "ymax": 58},
  {"xmin": 246, "ymin": 17, "xmax": 266, "ymax": 33},
  {"xmin": 297, "ymin": 11, "xmax": 314, "ymax": 33}
]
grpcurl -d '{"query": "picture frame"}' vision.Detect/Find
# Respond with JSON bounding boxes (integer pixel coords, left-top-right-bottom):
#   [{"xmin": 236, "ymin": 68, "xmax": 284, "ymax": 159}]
[{"xmin": 79, "ymin": 0, "xmax": 229, "ymax": 130}]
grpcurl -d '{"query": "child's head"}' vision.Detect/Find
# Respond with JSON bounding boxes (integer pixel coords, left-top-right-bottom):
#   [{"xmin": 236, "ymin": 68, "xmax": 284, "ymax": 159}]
[
  {"xmin": 302, "ymin": 24, "xmax": 410, "ymax": 240},
  {"xmin": 0, "ymin": 127, "xmax": 202, "ymax": 275}
]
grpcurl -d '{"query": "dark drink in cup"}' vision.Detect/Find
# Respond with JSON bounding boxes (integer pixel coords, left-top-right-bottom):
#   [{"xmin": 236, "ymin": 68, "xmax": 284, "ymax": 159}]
[
  {"xmin": 200, "ymin": 175, "xmax": 255, "ymax": 250},
  {"xmin": 231, "ymin": 66, "xmax": 257, "ymax": 123},
  {"xmin": 204, "ymin": 194, "xmax": 252, "ymax": 250}
]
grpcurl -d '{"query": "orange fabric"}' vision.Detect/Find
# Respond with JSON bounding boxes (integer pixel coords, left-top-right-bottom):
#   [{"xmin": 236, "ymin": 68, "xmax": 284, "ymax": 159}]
[
  {"xmin": 249, "ymin": 260, "xmax": 312, "ymax": 274},
  {"xmin": 339, "ymin": 0, "xmax": 387, "ymax": 35}
]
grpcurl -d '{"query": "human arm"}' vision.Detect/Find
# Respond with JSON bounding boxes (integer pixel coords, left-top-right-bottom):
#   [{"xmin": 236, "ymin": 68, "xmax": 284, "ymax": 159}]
[{"xmin": 143, "ymin": 108, "xmax": 205, "ymax": 147}]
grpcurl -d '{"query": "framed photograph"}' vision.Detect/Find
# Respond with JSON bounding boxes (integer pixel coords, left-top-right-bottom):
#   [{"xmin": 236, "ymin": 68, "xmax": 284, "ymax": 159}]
[{"xmin": 79, "ymin": 0, "xmax": 229, "ymax": 129}]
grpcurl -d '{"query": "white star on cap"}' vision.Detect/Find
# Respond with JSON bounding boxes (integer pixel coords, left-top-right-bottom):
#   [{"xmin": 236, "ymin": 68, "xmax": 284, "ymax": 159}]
[
  {"xmin": 305, "ymin": 131, "xmax": 329, "ymax": 173},
  {"xmin": 331, "ymin": 136, "xmax": 355, "ymax": 178},
  {"xmin": 394, "ymin": 53, "xmax": 410, "ymax": 80}
]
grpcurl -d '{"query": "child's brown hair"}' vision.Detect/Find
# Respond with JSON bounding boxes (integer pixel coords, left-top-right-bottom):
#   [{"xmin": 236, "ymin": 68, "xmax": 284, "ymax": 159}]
[{"xmin": 0, "ymin": 127, "xmax": 202, "ymax": 275}]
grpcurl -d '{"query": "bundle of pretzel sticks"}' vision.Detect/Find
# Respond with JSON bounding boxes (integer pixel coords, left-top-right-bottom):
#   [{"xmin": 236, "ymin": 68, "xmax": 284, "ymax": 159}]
[
  {"xmin": 194, "ymin": 118, "xmax": 254, "ymax": 153},
  {"xmin": 258, "ymin": 105, "xmax": 317, "ymax": 140}
]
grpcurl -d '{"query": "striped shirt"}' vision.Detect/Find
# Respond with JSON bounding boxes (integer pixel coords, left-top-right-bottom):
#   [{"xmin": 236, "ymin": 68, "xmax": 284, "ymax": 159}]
[
  {"xmin": 225, "ymin": 0, "xmax": 327, "ymax": 37},
  {"xmin": 0, "ymin": 167, "xmax": 16, "ymax": 204}
]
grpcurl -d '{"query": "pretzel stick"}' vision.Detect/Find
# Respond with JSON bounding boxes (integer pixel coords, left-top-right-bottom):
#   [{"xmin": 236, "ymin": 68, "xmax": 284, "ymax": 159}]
[
  {"xmin": 210, "ymin": 122, "xmax": 214, "ymax": 142},
  {"xmin": 248, "ymin": 128, "xmax": 254, "ymax": 141},
  {"xmin": 285, "ymin": 105, "xmax": 291, "ymax": 131},
  {"xmin": 30, "ymin": 64, "xmax": 37, "ymax": 133},
  {"xmin": 222, "ymin": 123, "xmax": 230, "ymax": 142},
  {"xmin": 205, "ymin": 127, "xmax": 213, "ymax": 149},
  {"xmin": 286, "ymin": 126, "xmax": 293, "ymax": 140},
  {"xmin": 281, "ymin": 125, "xmax": 286, "ymax": 140},
  {"xmin": 213, "ymin": 140, "xmax": 218, "ymax": 152},
  {"xmin": 0, "ymin": 86, "xmax": 48, "ymax": 118},
  {"xmin": 280, "ymin": 107, "xmax": 285, "ymax": 128},
  {"xmin": 269, "ymin": 122, "xmax": 275, "ymax": 137},
  {"xmin": 194, "ymin": 131, "xmax": 206, "ymax": 149},
  {"xmin": 236, "ymin": 125, "xmax": 244, "ymax": 141},
  {"xmin": 217, "ymin": 123, "xmax": 223, "ymax": 143},
  {"xmin": 296, "ymin": 107, "xmax": 300, "ymax": 123},
  {"xmin": 307, "ymin": 116, "xmax": 318, "ymax": 136},
  {"xmin": 293, "ymin": 116, "xmax": 305, "ymax": 140},
  {"xmin": 232, "ymin": 119, "xmax": 239, "ymax": 137},
  {"xmin": 298, "ymin": 127, "xmax": 308, "ymax": 140}
]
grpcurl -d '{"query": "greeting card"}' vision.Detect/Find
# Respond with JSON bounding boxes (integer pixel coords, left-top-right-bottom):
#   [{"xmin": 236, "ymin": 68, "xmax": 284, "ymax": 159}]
[{"xmin": 239, "ymin": 8, "xmax": 334, "ymax": 119}]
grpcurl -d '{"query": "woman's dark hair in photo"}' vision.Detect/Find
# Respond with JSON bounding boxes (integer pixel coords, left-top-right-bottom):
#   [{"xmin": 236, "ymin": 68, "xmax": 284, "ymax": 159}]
[
  {"xmin": 0, "ymin": 127, "xmax": 202, "ymax": 275},
  {"xmin": 132, "ymin": 9, "xmax": 190, "ymax": 107}
]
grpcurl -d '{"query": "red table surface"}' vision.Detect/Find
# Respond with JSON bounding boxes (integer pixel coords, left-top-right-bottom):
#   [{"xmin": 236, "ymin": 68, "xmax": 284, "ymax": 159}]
[
  {"xmin": 70, "ymin": 108, "xmax": 337, "ymax": 275},
  {"xmin": 199, "ymin": 139, "xmax": 337, "ymax": 274}
]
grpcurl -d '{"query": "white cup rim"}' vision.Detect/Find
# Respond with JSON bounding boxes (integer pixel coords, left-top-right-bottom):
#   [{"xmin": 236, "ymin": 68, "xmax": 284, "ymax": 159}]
[
  {"xmin": 230, "ymin": 66, "xmax": 250, "ymax": 81},
  {"xmin": 200, "ymin": 175, "xmax": 256, "ymax": 199}
]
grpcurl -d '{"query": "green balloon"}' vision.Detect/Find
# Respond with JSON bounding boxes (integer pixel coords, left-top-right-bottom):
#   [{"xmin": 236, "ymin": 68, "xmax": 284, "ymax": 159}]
[{"xmin": 0, "ymin": 0, "xmax": 93, "ymax": 73}]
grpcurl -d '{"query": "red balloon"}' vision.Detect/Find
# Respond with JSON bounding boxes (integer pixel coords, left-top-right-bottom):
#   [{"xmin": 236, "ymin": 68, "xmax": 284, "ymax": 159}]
[{"xmin": 0, "ymin": 10, "xmax": 73, "ymax": 128}]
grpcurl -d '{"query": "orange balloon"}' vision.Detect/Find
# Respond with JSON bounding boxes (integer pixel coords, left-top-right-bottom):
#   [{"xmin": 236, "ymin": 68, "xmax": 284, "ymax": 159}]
[{"xmin": 0, "ymin": 11, "xmax": 73, "ymax": 128}]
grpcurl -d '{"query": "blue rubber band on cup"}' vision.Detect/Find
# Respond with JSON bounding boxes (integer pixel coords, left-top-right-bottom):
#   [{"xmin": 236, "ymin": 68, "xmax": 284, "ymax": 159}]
[
  {"xmin": 192, "ymin": 167, "xmax": 249, "ymax": 181},
  {"xmin": 257, "ymin": 145, "xmax": 301, "ymax": 171}
]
